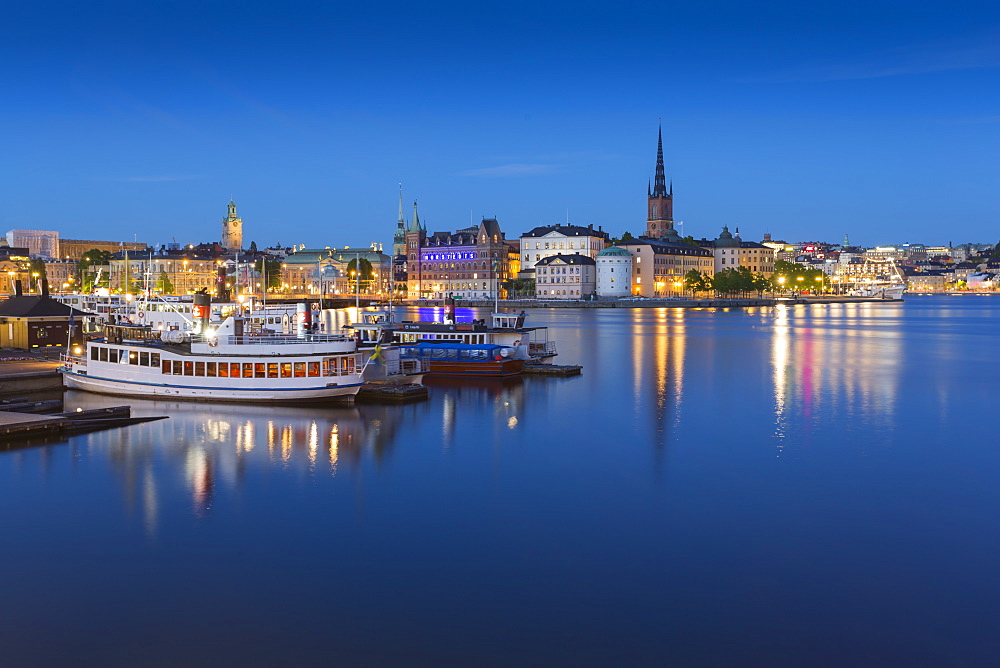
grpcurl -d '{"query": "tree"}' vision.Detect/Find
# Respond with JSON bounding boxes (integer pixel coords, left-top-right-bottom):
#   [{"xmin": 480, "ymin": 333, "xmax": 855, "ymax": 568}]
[
  {"xmin": 28, "ymin": 258, "xmax": 47, "ymax": 293},
  {"xmin": 684, "ymin": 269, "xmax": 709, "ymax": 294},
  {"xmin": 346, "ymin": 258, "xmax": 374, "ymax": 291},
  {"xmin": 156, "ymin": 271, "xmax": 174, "ymax": 294},
  {"xmin": 680, "ymin": 235, "xmax": 700, "ymax": 247},
  {"xmin": 503, "ymin": 277, "xmax": 535, "ymax": 298},
  {"xmin": 254, "ymin": 257, "xmax": 282, "ymax": 291},
  {"xmin": 76, "ymin": 249, "xmax": 112, "ymax": 292}
]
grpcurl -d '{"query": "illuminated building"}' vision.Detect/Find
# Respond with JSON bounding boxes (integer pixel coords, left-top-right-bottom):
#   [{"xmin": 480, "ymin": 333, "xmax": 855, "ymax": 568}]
[
  {"xmin": 404, "ymin": 203, "xmax": 510, "ymax": 300},
  {"xmin": 534, "ymin": 253, "xmax": 596, "ymax": 298},
  {"xmin": 595, "ymin": 246, "xmax": 633, "ymax": 297},
  {"xmin": 518, "ymin": 223, "xmax": 609, "ymax": 277},
  {"xmin": 617, "ymin": 237, "xmax": 714, "ymax": 297},
  {"xmin": 221, "ymin": 200, "xmax": 244, "ymax": 251}
]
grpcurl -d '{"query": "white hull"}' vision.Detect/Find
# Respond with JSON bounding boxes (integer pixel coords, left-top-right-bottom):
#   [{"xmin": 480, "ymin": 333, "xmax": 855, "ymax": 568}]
[{"xmin": 63, "ymin": 370, "xmax": 361, "ymax": 404}]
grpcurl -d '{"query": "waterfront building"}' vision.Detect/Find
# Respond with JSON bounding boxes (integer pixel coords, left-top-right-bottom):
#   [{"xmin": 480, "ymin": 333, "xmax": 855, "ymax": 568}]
[
  {"xmin": 6, "ymin": 229, "xmax": 59, "ymax": 259},
  {"xmin": 60, "ymin": 239, "xmax": 146, "ymax": 261},
  {"xmin": 645, "ymin": 127, "xmax": 676, "ymax": 239},
  {"xmin": 281, "ymin": 246, "xmax": 391, "ymax": 296},
  {"xmin": 617, "ymin": 237, "xmax": 714, "ymax": 297},
  {"xmin": 221, "ymin": 200, "xmax": 244, "ymax": 251},
  {"xmin": 43, "ymin": 259, "xmax": 76, "ymax": 292},
  {"xmin": 0, "ymin": 286, "xmax": 87, "ymax": 349},
  {"xmin": 0, "ymin": 247, "xmax": 31, "ymax": 296},
  {"xmin": 405, "ymin": 205, "xmax": 510, "ymax": 300},
  {"xmin": 110, "ymin": 247, "xmax": 222, "ymax": 295},
  {"xmin": 595, "ymin": 246, "xmax": 634, "ymax": 297},
  {"xmin": 700, "ymin": 226, "xmax": 775, "ymax": 276},
  {"xmin": 518, "ymin": 223, "xmax": 609, "ymax": 277},
  {"xmin": 534, "ymin": 254, "xmax": 596, "ymax": 299}
]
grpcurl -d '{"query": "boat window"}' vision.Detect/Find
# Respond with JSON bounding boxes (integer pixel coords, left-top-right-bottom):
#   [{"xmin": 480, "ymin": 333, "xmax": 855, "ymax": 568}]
[
  {"xmin": 341, "ymin": 357, "xmax": 355, "ymax": 374},
  {"xmin": 183, "ymin": 361, "xmax": 194, "ymax": 376},
  {"xmin": 254, "ymin": 363, "xmax": 266, "ymax": 378},
  {"xmin": 244, "ymin": 363, "xmax": 255, "ymax": 378},
  {"xmin": 151, "ymin": 353, "xmax": 159, "ymax": 367},
  {"xmin": 139, "ymin": 352, "xmax": 149, "ymax": 366},
  {"xmin": 162, "ymin": 360, "xmax": 171, "ymax": 374},
  {"xmin": 195, "ymin": 362, "xmax": 205, "ymax": 376},
  {"xmin": 307, "ymin": 362, "xmax": 320, "ymax": 377},
  {"xmin": 206, "ymin": 362, "xmax": 216, "ymax": 377},
  {"xmin": 431, "ymin": 348, "xmax": 447, "ymax": 359},
  {"xmin": 173, "ymin": 361, "xmax": 182, "ymax": 375},
  {"xmin": 129, "ymin": 351, "xmax": 139, "ymax": 365},
  {"xmin": 99, "ymin": 347, "xmax": 108, "ymax": 362},
  {"xmin": 218, "ymin": 362, "xmax": 230, "ymax": 378},
  {"xmin": 91, "ymin": 347, "xmax": 99, "ymax": 361},
  {"xmin": 267, "ymin": 363, "xmax": 279, "ymax": 378},
  {"xmin": 294, "ymin": 362, "xmax": 306, "ymax": 378},
  {"xmin": 280, "ymin": 363, "xmax": 292, "ymax": 378}
]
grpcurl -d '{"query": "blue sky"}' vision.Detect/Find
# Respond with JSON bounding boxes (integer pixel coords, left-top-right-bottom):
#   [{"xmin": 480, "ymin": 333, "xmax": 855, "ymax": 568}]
[{"xmin": 1, "ymin": 0, "xmax": 998, "ymax": 249}]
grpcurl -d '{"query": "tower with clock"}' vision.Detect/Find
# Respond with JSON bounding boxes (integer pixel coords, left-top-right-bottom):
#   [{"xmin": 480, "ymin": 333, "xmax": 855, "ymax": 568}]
[{"xmin": 221, "ymin": 200, "xmax": 243, "ymax": 250}]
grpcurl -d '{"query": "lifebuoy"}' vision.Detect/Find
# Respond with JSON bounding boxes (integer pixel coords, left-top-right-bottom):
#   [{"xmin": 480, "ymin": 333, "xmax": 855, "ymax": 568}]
[
  {"xmin": 138, "ymin": 311, "xmax": 145, "ymax": 319},
  {"xmin": 208, "ymin": 338, "xmax": 219, "ymax": 348},
  {"xmin": 513, "ymin": 339, "xmax": 520, "ymax": 346}
]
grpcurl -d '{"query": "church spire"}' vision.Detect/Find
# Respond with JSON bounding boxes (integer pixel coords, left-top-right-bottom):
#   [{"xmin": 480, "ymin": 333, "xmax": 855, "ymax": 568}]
[
  {"xmin": 409, "ymin": 200, "xmax": 421, "ymax": 232},
  {"xmin": 652, "ymin": 126, "xmax": 667, "ymax": 197},
  {"xmin": 397, "ymin": 185, "xmax": 405, "ymax": 227}
]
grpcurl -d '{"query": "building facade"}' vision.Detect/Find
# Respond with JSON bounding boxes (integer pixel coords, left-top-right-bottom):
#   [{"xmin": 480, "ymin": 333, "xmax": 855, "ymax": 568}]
[
  {"xmin": 595, "ymin": 246, "xmax": 634, "ymax": 297},
  {"xmin": 618, "ymin": 238, "xmax": 714, "ymax": 297},
  {"xmin": 6, "ymin": 230, "xmax": 59, "ymax": 259},
  {"xmin": 405, "ymin": 209, "xmax": 510, "ymax": 300},
  {"xmin": 518, "ymin": 223, "xmax": 609, "ymax": 276},
  {"xmin": 534, "ymin": 253, "xmax": 596, "ymax": 299},
  {"xmin": 60, "ymin": 239, "xmax": 146, "ymax": 261},
  {"xmin": 704, "ymin": 226, "xmax": 775, "ymax": 276}
]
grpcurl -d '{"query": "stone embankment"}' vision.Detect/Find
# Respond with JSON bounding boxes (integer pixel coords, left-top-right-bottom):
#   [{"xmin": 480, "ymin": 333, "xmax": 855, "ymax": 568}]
[{"xmin": 416, "ymin": 296, "xmax": 902, "ymax": 309}]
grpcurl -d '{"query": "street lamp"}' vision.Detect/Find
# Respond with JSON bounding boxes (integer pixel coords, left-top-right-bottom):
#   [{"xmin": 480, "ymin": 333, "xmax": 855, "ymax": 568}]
[{"xmin": 777, "ymin": 275, "xmax": 786, "ymax": 298}]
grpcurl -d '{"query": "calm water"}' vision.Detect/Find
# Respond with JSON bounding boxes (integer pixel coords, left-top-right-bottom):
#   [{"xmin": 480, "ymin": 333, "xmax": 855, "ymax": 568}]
[{"xmin": 3, "ymin": 295, "xmax": 1000, "ymax": 665}]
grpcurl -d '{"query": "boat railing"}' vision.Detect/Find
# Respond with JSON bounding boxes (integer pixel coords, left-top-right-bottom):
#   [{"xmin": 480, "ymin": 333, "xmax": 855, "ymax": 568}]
[
  {"xmin": 528, "ymin": 340, "xmax": 557, "ymax": 356},
  {"xmin": 60, "ymin": 352, "xmax": 87, "ymax": 368},
  {"xmin": 194, "ymin": 333, "xmax": 354, "ymax": 346}
]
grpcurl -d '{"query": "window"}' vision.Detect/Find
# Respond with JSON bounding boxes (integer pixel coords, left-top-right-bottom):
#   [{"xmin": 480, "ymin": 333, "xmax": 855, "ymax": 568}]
[
  {"xmin": 280, "ymin": 363, "xmax": 292, "ymax": 378},
  {"xmin": 267, "ymin": 363, "xmax": 279, "ymax": 378},
  {"xmin": 218, "ymin": 362, "xmax": 230, "ymax": 378},
  {"xmin": 173, "ymin": 360, "xmax": 182, "ymax": 375},
  {"xmin": 99, "ymin": 347, "xmax": 108, "ymax": 362},
  {"xmin": 151, "ymin": 353, "xmax": 159, "ymax": 367},
  {"xmin": 294, "ymin": 362, "xmax": 306, "ymax": 378},
  {"xmin": 254, "ymin": 363, "xmax": 266, "ymax": 378},
  {"xmin": 341, "ymin": 357, "xmax": 355, "ymax": 374},
  {"xmin": 91, "ymin": 347, "xmax": 99, "ymax": 361},
  {"xmin": 162, "ymin": 360, "xmax": 172, "ymax": 374},
  {"xmin": 207, "ymin": 362, "xmax": 216, "ymax": 377},
  {"xmin": 195, "ymin": 362, "xmax": 205, "ymax": 376},
  {"xmin": 129, "ymin": 351, "xmax": 139, "ymax": 365},
  {"xmin": 139, "ymin": 352, "xmax": 149, "ymax": 366},
  {"xmin": 242, "ymin": 363, "xmax": 254, "ymax": 378},
  {"xmin": 307, "ymin": 362, "xmax": 320, "ymax": 377},
  {"xmin": 183, "ymin": 361, "xmax": 194, "ymax": 376}
]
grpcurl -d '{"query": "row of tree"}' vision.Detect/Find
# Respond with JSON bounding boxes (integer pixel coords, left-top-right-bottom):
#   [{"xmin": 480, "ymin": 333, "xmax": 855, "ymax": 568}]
[{"xmin": 683, "ymin": 261, "xmax": 828, "ymax": 296}]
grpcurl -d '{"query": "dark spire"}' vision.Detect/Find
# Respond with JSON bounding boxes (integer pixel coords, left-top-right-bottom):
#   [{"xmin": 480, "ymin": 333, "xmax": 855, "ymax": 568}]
[{"xmin": 652, "ymin": 126, "xmax": 667, "ymax": 197}]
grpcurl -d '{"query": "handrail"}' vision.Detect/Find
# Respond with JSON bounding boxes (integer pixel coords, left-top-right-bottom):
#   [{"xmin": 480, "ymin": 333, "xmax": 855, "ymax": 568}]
[{"xmin": 193, "ymin": 333, "xmax": 354, "ymax": 346}]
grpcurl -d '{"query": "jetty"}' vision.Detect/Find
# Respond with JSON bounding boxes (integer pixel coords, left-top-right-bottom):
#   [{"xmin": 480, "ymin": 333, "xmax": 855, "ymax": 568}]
[{"xmin": 0, "ymin": 405, "xmax": 167, "ymax": 443}]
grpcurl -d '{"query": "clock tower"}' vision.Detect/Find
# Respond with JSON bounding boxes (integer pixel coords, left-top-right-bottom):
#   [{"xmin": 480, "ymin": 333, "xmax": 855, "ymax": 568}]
[{"xmin": 221, "ymin": 200, "xmax": 243, "ymax": 250}]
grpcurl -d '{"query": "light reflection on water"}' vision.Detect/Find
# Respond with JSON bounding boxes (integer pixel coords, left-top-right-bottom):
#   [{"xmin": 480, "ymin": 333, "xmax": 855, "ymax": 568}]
[{"xmin": 3, "ymin": 296, "xmax": 1000, "ymax": 664}]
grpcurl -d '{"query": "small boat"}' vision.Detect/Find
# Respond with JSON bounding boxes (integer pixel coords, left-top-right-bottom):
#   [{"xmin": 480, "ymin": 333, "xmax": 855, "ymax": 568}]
[
  {"xmin": 349, "ymin": 309, "xmax": 558, "ymax": 362},
  {"xmin": 397, "ymin": 342, "xmax": 524, "ymax": 377}
]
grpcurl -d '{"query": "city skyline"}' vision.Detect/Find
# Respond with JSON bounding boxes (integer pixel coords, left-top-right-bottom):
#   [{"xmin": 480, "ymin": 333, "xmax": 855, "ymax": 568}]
[{"xmin": 2, "ymin": 1, "xmax": 999, "ymax": 248}]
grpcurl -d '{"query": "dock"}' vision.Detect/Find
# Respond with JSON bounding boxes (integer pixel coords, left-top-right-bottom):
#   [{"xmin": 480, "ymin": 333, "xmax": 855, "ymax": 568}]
[
  {"xmin": 522, "ymin": 363, "xmax": 582, "ymax": 377},
  {"xmin": 0, "ymin": 405, "xmax": 168, "ymax": 443},
  {"xmin": 356, "ymin": 384, "xmax": 429, "ymax": 404}
]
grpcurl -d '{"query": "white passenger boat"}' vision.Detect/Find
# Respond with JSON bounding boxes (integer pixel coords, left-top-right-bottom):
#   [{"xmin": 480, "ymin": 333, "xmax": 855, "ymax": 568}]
[{"xmin": 62, "ymin": 316, "xmax": 365, "ymax": 404}]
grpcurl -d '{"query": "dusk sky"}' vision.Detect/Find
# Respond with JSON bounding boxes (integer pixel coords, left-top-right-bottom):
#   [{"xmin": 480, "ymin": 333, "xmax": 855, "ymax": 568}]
[{"xmin": 2, "ymin": 0, "xmax": 998, "ymax": 249}]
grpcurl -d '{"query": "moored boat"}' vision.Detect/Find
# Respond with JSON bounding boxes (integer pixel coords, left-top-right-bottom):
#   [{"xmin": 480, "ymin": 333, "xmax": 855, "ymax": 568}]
[
  {"xmin": 397, "ymin": 342, "xmax": 524, "ymax": 377},
  {"xmin": 62, "ymin": 316, "xmax": 365, "ymax": 404}
]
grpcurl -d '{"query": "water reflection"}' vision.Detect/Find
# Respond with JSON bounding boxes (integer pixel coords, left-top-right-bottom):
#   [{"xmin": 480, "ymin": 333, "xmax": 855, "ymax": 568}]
[{"xmin": 63, "ymin": 390, "xmax": 404, "ymax": 531}]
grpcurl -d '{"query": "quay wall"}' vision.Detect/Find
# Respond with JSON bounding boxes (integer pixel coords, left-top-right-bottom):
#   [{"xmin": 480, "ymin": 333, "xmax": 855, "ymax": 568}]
[{"xmin": 406, "ymin": 296, "xmax": 902, "ymax": 309}]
